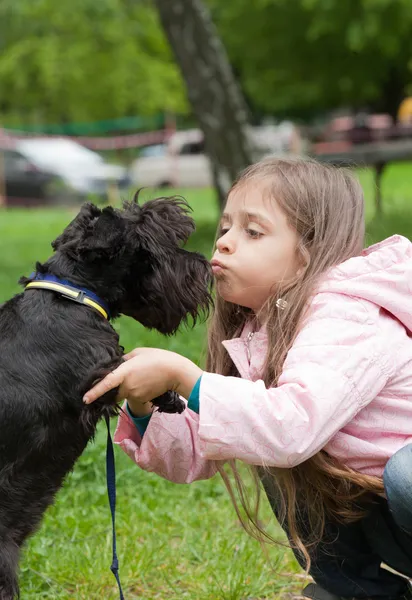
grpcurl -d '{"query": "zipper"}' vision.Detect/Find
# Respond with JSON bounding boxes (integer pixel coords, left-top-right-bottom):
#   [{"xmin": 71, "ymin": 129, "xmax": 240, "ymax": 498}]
[{"xmin": 245, "ymin": 331, "xmax": 255, "ymax": 362}]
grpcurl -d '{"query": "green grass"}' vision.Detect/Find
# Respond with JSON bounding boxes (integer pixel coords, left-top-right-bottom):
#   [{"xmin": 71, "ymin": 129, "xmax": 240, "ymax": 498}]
[{"xmin": 1, "ymin": 163, "xmax": 412, "ymax": 599}]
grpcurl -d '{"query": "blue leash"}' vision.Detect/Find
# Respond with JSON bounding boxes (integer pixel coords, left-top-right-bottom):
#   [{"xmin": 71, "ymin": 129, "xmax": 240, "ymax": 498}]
[
  {"xmin": 25, "ymin": 273, "xmax": 122, "ymax": 595},
  {"xmin": 105, "ymin": 414, "xmax": 125, "ymax": 600}
]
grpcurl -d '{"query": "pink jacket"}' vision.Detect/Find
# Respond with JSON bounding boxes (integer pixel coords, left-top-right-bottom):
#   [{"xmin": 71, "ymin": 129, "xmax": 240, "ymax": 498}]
[{"xmin": 114, "ymin": 235, "xmax": 412, "ymax": 481}]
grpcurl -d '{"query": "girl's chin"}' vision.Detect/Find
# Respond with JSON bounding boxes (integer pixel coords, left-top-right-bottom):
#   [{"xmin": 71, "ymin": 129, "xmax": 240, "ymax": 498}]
[{"xmin": 217, "ymin": 284, "xmax": 246, "ymax": 307}]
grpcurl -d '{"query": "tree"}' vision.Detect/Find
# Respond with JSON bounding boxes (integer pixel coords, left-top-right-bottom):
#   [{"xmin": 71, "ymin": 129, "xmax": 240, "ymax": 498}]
[
  {"xmin": 0, "ymin": 0, "xmax": 187, "ymax": 125},
  {"xmin": 153, "ymin": 0, "xmax": 255, "ymax": 207},
  {"xmin": 208, "ymin": 0, "xmax": 412, "ymax": 119}
]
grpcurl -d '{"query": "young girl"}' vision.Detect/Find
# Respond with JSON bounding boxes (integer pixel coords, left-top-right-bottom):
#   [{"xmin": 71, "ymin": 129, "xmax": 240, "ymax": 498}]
[{"xmin": 84, "ymin": 158, "xmax": 412, "ymax": 600}]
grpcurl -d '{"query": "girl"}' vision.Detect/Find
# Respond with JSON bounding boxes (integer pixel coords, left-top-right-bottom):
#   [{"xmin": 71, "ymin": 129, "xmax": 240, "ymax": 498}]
[{"xmin": 85, "ymin": 158, "xmax": 412, "ymax": 600}]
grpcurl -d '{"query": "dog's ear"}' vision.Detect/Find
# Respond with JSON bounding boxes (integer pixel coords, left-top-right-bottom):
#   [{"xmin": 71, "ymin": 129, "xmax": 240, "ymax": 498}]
[
  {"xmin": 77, "ymin": 206, "xmax": 128, "ymax": 262},
  {"xmin": 52, "ymin": 203, "xmax": 101, "ymax": 251},
  {"xmin": 52, "ymin": 204, "xmax": 127, "ymax": 261},
  {"xmin": 137, "ymin": 197, "xmax": 195, "ymax": 247}
]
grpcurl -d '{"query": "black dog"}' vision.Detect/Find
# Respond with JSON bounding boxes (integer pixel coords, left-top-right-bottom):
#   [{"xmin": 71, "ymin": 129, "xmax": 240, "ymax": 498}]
[{"xmin": 0, "ymin": 196, "xmax": 212, "ymax": 599}]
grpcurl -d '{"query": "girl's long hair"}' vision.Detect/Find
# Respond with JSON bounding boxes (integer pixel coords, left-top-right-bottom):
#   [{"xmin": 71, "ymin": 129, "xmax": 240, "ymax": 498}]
[{"xmin": 206, "ymin": 157, "xmax": 384, "ymax": 569}]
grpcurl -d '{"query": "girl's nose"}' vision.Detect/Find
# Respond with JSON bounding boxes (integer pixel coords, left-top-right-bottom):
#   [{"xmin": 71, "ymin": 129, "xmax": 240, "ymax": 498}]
[{"xmin": 216, "ymin": 229, "xmax": 236, "ymax": 254}]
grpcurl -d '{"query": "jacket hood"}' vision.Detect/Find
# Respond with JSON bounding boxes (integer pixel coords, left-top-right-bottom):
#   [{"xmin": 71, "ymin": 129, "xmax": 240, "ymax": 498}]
[{"xmin": 319, "ymin": 235, "xmax": 412, "ymax": 333}]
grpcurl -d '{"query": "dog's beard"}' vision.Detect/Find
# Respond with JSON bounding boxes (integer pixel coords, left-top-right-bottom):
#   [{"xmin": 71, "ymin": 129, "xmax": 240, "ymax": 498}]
[{"xmin": 124, "ymin": 250, "xmax": 212, "ymax": 335}]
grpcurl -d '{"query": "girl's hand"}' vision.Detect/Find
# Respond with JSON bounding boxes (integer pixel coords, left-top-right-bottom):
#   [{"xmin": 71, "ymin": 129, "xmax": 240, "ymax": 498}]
[{"xmin": 83, "ymin": 348, "xmax": 203, "ymax": 416}]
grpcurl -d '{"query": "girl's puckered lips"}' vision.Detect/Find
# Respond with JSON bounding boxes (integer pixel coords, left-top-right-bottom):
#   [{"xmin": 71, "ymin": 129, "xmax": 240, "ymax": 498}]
[{"xmin": 210, "ymin": 259, "xmax": 227, "ymax": 274}]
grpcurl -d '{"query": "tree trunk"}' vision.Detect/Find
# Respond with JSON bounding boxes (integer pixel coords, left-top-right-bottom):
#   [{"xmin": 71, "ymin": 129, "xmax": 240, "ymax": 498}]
[
  {"xmin": 379, "ymin": 65, "xmax": 406, "ymax": 120},
  {"xmin": 153, "ymin": 0, "xmax": 255, "ymax": 209}
]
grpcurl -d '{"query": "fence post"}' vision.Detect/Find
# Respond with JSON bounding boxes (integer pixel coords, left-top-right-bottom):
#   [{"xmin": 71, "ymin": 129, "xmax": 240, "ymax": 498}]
[
  {"xmin": 374, "ymin": 162, "xmax": 386, "ymax": 216},
  {"xmin": 0, "ymin": 149, "xmax": 6, "ymax": 208}
]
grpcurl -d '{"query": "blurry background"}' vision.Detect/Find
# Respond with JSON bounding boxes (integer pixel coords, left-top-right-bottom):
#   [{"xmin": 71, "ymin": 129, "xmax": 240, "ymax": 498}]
[
  {"xmin": 2, "ymin": 0, "xmax": 412, "ymax": 211},
  {"xmin": 1, "ymin": 1, "xmax": 412, "ymax": 598}
]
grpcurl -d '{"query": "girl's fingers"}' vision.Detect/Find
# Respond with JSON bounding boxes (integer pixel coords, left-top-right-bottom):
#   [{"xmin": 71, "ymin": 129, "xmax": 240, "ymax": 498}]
[
  {"xmin": 123, "ymin": 349, "xmax": 140, "ymax": 361},
  {"xmin": 83, "ymin": 367, "xmax": 127, "ymax": 404}
]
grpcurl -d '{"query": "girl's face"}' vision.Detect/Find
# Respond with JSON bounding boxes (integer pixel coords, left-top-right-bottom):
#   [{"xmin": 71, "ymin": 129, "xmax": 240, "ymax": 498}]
[{"xmin": 212, "ymin": 184, "xmax": 301, "ymax": 311}]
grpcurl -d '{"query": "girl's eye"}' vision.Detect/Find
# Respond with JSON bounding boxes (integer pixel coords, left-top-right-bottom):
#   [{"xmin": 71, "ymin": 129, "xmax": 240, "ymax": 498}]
[
  {"xmin": 246, "ymin": 229, "xmax": 263, "ymax": 239},
  {"xmin": 218, "ymin": 227, "xmax": 230, "ymax": 237}
]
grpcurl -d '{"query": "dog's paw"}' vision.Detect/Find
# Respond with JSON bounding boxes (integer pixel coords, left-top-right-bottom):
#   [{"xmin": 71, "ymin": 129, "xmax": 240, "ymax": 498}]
[{"xmin": 151, "ymin": 391, "xmax": 186, "ymax": 414}]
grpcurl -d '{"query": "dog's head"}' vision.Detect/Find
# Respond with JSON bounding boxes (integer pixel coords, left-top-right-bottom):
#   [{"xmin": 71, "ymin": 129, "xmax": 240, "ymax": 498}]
[{"xmin": 49, "ymin": 195, "xmax": 213, "ymax": 334}]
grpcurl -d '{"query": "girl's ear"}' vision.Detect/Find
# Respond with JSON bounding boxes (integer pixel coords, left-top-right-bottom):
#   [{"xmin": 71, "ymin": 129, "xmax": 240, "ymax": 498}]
[{"xmin": 295, "ymin": 243, "xmax": 309, "ymax": 277}]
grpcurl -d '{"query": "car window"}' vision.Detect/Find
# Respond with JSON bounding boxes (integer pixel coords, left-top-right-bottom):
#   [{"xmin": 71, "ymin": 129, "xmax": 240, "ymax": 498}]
[
  {"xmin": 140, "ymin": 144, "xmax": 167, "ymax": 158},
  {"xmin": 179, "ymin": 141, "xmax": 205, "ymax": 155},
  {"xmin": 2, "ymin": 150, "xmax": 29, "ymax": 172}
]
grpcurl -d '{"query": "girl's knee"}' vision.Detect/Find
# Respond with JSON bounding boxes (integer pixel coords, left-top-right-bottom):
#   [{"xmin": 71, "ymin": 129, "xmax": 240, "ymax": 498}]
[
  {"xmin": 384, "ymin": 444, "xmax": 412, "ymax": 495},
  {"xmin": 383, "ymin": 444, "xmax": 412, "ymax": 533}
]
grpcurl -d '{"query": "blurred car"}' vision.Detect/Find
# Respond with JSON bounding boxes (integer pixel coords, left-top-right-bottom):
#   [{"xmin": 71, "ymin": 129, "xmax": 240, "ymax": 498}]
[
  {"xmin": 130, "ymin": 125, "xmax": 302, "ymax": 188},
  {"xmin": 1, "ymin": 137, "xmax": 130, "ymax": 207},
  {"xmin": 16, "ymin": 138, "xmax": 130, "ymax": 201},
  {"xmin": 131, "ymin": 129, "xmax": 212, "ymax": 188},
  {"xmin": 0, "ymin": 144, "xmax": 56, "ymax": 207}
]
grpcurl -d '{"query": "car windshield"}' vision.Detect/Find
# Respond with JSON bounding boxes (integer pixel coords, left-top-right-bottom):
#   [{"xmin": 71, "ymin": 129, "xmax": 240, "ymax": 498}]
[
  {"xmin": 140, "ymin": 144, "xmax": 167, "ymax": 158},
  {"xmin": 16, "ymin": 139, "xmax": 103, "ymax": 169}
]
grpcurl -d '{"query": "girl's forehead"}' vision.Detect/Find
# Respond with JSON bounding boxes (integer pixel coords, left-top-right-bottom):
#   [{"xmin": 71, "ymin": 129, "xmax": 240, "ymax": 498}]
[{"xmin": 225, "ymin": 181, "xmax": 279, "ymax": 216}]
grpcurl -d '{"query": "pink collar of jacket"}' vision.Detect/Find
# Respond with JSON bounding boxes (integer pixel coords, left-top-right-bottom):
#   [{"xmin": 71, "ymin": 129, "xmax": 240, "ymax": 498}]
[{"xmin": 222, "ymin": 320, "xmax": 267, "ymax": 381}]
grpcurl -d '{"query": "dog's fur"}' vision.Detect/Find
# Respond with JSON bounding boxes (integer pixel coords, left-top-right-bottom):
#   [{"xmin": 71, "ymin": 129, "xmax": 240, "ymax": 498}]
[{"xmin": 0, "ymin": 196, "xmax": 212, "ymax": 599}]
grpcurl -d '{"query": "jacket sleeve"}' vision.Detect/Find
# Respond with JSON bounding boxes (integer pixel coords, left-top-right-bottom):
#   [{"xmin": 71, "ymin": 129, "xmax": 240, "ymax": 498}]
[
  {"xmin": 113, "ymin": 400, "xmax": 219, "ymax": 483},
  {"xmin": 196, "ymin": 294, "xmax": 396, "ymax": 467}
]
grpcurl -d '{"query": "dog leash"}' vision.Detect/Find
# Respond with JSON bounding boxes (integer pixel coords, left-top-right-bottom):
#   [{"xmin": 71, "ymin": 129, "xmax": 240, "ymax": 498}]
[
  {"xmin": 105, "ymin": 414, "xmax": 125, "ymax": 600},
  {"xmin": 25, "ymin": 273, "xmax": 124, "ymax": 597}
]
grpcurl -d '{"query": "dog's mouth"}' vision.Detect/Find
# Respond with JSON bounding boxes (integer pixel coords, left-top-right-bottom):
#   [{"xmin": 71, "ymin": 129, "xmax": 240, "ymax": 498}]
[
  {"xmin": 124, "ymin": 288, "xmax": 212, "ymax": 335},
  {"xmin": 121, "ymin": 253, "xmax": 213, "ymax": 335},
  {"xmin": 123, "ymin": 306, "xmax": 191, "ymax": 335}
]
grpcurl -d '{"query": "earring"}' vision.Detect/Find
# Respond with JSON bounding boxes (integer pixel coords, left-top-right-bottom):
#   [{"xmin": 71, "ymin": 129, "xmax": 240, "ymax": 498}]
[{"xmin": 276, "ymin": 298, "xmax": 288, "ymax": 311}]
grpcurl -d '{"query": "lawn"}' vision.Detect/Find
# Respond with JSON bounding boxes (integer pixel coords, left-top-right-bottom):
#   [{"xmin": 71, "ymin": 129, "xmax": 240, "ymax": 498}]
[{"xmin": 1, "ymin": 162, "xmax": 412, "ymax": 600}]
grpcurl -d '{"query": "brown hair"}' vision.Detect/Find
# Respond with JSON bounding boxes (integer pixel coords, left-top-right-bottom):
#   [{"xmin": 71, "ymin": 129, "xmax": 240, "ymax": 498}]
[{"xmin": 206, "ymin": 157, "xmax": 384, "ymax": 569}]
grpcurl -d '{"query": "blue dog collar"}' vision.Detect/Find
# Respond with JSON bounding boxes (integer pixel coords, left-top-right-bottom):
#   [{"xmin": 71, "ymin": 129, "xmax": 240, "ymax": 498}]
[{"xmin": 25, "ymin": 273, "xmax": 110, "ymax": 320}]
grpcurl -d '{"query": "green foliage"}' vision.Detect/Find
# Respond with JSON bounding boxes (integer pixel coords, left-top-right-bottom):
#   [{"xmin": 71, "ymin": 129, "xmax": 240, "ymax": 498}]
[
  {"xmin": 208, "ymin": 0, "xmax": 412, "ymax": 117},
  {"xmin": 3, "ymin": 0, "xmax": 412, "ymax": 127},
  {"xmin": 0, "ymin": 0, "xmax": 187, "ymax": 125},
  {"xmin": 1, "ymin": 170, "xmax": 412, "ymax": 598}
]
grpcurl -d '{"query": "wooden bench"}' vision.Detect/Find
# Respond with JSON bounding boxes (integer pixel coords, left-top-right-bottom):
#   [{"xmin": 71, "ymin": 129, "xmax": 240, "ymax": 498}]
[{"xmin": 313, "ymin": 139, "xmax": 412, "ymax": 213}]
